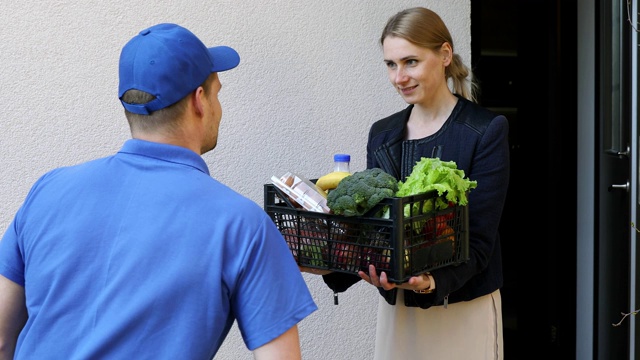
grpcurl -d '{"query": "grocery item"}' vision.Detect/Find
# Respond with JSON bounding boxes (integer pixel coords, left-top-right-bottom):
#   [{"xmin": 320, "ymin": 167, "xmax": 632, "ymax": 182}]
[
  {"xmin": 316, "ymin": 154, "xmax": 352, "ymax": 192},
  {"xmin": 271, "ymin": 172, "xmax": 330, "ymax": 213},
  {"xmin": 316, "ymin": 171, "xmax": 351, "ymax": 192},
  {"xmin": 326, "ymin": 168, "xmax": 398, "ymax": 217},
  {"xmin": 396, "ymin": 157, "xmax": 477, "ymax": 212}
]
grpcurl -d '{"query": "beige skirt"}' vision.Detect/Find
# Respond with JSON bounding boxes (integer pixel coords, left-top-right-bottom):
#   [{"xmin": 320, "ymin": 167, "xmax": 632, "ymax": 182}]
[{"xmin": 373, "ymin": 289, "xmax": 503, "ymax": 360}]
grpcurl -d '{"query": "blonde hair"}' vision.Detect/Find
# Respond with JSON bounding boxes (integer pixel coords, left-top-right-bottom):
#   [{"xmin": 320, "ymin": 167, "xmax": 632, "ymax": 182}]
[{"xmin": 381, "ymin": 7, "xmax": 478, "ymax": 103}]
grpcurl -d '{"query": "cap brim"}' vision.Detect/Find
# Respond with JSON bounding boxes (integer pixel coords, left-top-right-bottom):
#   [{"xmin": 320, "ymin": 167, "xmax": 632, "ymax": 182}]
[{"xmin": 209, "ymin": 46, "xmax": 240, "ymax": 72}]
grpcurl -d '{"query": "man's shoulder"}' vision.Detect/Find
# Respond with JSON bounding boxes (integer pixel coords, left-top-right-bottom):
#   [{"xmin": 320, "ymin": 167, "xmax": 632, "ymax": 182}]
[
  {"xmin": 34, "ymin": 155, "xmax": 111, "ymax": 183},
  {"xmin": 202, "ymin": 180, "xmax": 266, "ymax": 216}
]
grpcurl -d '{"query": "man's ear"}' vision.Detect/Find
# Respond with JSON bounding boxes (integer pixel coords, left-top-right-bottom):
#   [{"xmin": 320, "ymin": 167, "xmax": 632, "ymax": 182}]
[{"xmin": 192, "ymin": 86, "xmax": 206, "ymax": 117}]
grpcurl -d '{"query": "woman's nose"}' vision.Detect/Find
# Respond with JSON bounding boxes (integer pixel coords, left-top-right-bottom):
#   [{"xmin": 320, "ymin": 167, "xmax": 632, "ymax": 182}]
[{"xmin": 394, "ymin": 67, "xmax": 408, "ymax": 84}]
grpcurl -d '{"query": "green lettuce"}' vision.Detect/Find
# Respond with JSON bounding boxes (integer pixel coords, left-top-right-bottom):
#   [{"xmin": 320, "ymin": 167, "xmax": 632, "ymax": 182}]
[{"xmin": 396, "ymin": 157, "xmax": 477, "ymax": 217}]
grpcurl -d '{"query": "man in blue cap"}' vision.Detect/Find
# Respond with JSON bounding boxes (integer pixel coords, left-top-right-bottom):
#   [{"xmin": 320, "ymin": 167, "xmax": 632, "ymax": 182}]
[{"xmin": 0, "ymin": 23, "xmax": 317, "ymax": 359}]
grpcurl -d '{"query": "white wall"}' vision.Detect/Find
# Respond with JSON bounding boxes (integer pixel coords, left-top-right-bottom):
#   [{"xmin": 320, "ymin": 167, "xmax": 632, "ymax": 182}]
[{"xmin": 0, "ymin": 1, "xmax": 471, "ymax": 359}]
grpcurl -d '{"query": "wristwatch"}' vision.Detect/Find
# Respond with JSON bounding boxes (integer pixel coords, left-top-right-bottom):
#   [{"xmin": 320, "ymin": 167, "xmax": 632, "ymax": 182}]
[{"xmin": 413, "ymin": 272, "xmax": 435, "ymax": 294}]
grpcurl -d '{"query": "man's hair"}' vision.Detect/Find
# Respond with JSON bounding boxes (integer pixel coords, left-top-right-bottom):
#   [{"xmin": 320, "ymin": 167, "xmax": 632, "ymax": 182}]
[{"xmin": 123, "ymin": 74, "xmax": 215, "ymax": 134}]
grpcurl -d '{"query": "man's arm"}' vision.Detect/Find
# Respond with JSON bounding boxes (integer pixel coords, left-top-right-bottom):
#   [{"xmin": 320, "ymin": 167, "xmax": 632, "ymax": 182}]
[
  {"xmin": 252, "ymin": 325, "xmax": 302, "ymax": 360},
  {"xmin": 0, "ymin": 275, "xmax": 26, "ymax": 360}
]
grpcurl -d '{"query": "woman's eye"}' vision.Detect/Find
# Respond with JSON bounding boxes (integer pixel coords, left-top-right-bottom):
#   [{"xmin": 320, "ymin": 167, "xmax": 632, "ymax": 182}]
[
  {"xmin": 406, "ymin": 59, "xmax": 417, "ymax": 66},
  {"xmin": 385, "ymin": 62, "xmax": 397, "ymax": 69}
]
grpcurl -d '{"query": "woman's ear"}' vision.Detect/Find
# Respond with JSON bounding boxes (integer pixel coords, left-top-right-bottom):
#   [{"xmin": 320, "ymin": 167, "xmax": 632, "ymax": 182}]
[{"xmin": 440, "ymin": 42, "xmax": 453, "ymax": 66}]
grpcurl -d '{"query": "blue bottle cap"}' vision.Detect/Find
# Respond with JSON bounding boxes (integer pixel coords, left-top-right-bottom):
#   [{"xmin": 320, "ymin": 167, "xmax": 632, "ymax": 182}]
[{"xmin": 334, "ymin": 154, "xmax": 350, "ymax": 162}]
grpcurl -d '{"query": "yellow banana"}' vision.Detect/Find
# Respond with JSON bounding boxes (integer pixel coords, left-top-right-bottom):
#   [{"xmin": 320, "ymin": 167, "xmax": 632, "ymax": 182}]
[{"xmin": 316, "ymin": 171, "xmax": 351, "ymax": 191}]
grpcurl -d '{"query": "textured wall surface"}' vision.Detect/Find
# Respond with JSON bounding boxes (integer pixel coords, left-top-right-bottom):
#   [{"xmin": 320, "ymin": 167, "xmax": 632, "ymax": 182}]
[{"xmin": 0, "ymin": 1, "xmax": 470, "ymax": 359}]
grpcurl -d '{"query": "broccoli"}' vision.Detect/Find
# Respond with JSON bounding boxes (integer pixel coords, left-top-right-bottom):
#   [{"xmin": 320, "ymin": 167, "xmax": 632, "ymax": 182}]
[{"xmin": 326, "ymin": 168, "xmax": 398, "ymax": 217}]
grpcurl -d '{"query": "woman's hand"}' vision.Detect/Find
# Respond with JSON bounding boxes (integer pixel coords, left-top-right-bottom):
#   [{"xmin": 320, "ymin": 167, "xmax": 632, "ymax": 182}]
[
  {"xmin": 298, "ymin": 266, "xmax": 332, "ymax": 275},
  {"xmin": 358, "ymin": 264, "xmax": 431, "ymax": 292}
]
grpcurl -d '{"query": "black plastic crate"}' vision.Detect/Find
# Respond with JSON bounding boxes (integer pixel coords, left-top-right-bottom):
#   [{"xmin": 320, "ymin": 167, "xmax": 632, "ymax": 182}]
[{"xmin": 264, "ymin": 183, "xmax": 469, "ymax": 283}]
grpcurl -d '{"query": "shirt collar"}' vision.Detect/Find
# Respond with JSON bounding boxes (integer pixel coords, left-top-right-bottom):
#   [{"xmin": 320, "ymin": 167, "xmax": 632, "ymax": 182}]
[{"xmin": 118, "ymin": 139, "xmax": 210, "ymax": 175}]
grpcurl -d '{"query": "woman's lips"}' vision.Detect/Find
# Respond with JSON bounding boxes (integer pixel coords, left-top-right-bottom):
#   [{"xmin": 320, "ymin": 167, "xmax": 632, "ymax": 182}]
[{"xmin": 399, "ymin": 85, "xmax": 417, "ymax": 95}]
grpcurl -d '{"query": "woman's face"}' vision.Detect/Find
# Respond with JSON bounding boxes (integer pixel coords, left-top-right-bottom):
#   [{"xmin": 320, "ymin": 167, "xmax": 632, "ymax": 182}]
[{"xmin": 382, "ymin": 36, "xmax": 450, "ymax": 105}]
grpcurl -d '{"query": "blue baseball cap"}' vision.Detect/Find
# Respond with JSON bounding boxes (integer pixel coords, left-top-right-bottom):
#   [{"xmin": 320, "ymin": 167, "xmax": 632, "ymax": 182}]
[{"xmin": 118, "ymin": 23, "xmax": 240, "ymax": 115}]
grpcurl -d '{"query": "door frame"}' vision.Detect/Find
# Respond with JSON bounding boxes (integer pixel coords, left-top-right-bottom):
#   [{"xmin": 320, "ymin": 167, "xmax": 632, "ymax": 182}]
[{"xmin": 577, "ymin": 0, "xmax": 638, "ymax": 358}]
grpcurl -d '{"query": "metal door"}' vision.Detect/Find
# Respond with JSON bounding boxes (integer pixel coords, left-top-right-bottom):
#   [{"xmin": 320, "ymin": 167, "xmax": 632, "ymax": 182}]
[{"xmin": 597, "ymin": 0, "xmax": 636, "ymax": 359}]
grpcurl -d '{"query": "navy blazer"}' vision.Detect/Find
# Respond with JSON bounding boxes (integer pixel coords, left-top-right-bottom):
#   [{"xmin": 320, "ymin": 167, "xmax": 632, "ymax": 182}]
[{"xmin": 323, "ymin": 95, "xmax": 510, "ymax": 308}]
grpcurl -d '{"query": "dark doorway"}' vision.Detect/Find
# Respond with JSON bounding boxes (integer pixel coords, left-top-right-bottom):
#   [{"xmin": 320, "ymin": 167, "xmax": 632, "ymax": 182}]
[{"xmin": 471, "ymin": 1, "xmax": 578, "ymax": 358}]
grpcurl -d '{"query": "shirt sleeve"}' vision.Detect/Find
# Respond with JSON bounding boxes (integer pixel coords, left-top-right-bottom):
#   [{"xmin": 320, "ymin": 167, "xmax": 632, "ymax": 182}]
[
  {"xmin": 0, "ymin": 217, "xmax": 26, "ymax": 286},
  {"xmin": 232, "ymin": 215, "xmax": 317, "ymax": 350}
]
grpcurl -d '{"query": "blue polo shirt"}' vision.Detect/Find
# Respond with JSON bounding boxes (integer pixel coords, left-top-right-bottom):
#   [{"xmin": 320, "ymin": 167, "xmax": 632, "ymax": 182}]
[{"xmin": 0, "ymin": 139, "xmax": 317, "ymax": 359}]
